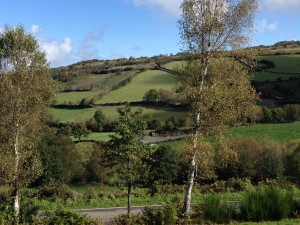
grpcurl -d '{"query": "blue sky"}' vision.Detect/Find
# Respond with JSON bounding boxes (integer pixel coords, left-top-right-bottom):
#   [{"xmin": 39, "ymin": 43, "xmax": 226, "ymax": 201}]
[{"xmin": 1, "ymin": 0, "xmax": 300, "ymax": 67}]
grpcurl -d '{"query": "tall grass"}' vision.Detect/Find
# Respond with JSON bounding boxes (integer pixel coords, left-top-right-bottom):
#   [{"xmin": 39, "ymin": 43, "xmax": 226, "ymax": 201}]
[
  {"xmin": 241, "ymin": 186, "xmax": 295, "ymax": 221},
  {"xmin": 201, "ymin": 194, "xmax": 238, "ymax": 224}
]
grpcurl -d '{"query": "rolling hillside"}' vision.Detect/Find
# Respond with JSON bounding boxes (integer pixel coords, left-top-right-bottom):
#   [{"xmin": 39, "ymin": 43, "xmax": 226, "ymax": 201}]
[{"xmin": 50, "ymin": 41, "xmax": 300, "ymax": 123}]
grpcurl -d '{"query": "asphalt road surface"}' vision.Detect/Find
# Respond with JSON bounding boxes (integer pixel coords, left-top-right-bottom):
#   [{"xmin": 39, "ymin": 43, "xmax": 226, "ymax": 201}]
[{"xmin": 76, "ymin": 205, "xmax": 161, "ymax": 224}]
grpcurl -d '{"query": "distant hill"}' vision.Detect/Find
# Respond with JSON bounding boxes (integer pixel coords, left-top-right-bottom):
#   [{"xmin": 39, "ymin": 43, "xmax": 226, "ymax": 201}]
[{"xmin": 50, "ymin": 41, "xmax": 300, "ymax": 123}]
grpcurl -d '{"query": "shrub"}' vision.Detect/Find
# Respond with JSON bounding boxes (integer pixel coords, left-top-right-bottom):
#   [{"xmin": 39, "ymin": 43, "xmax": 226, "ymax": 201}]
[
  {"xmin": 0, "ymin": 191, "xmax": 15, "ymax": 224},
  {"xmin": 143, "ymin": 89, "xmax": 160, "ymax": 102},
  {"xmin": 147, "ymin": 119, "xmax": 161, "ymax": 130},
  {"xmin": 148, "ymin": 145, "xmax": 180, "ymax": 191},
  {"xmin": 241, "ymin": 186, "xmax": 294, "ymax": 221},
  {"xmin": 285, "ymin": 141, "xmax": 300, "ymax": 185},
  {"xmin": 110, "ymin": 214, "xmax": 144, "ymax": 225},
  {"xmin": 38, "ymin": 182, "xmax": 76, "ymax": 202},
  {"xmin": 216, "ymin": 137, "xmax": 285, "ymax": 181},
  {"xmin": 0, "ymin": 190, "xmax": 39, "ymax": 225},
  {"xmin": 43, "ymin": 208, "xmax": 103, "ymax": 225},
  {"xmin": 226, "ymin": 178, "xmax": 253, "ymax": 192},
  {"xmin": 82, "ymin": 187, "xmax": 99, "ymax": 202}
]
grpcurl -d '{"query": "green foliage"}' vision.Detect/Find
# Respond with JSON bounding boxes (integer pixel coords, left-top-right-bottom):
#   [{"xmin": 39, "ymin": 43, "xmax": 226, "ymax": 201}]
[
  {"xmin": 71, "ymin": 122, "xmax": 91, "ymax": 142},
  {"xmin": 43, "ymin": 208, "xmax": 102, "ymax": 225},
  {"xmin": 241, "ymin": 186, "xmax": 295, "ymax": 221},
  {"xmin": 0, "ymin": 190, "xmax": 39, "ymax": 225},
  {"xmin": 147, "ymin": 119, "xmax": 161, "ymax": 130},
  {"xmin": 148, "ymin": 145, "xmax": 180, "ymax": 191},
  {"xmin": 216, "ymin": 137, "xmax": 285, "ymax": 181},
  {"xmin": 143, "ymin": 89, "xmax": 160, "ymax": 102},
  {"xmin": 104, "ymin": 106, "xmax": 150, "ymax": 213},
  {"xmin": 37, "ymin": 128, "xmax": 82, "ymax": 183},
  {"xmin": 0, "ymin": 24, "xmax": 58, "ymax": 218},
  {"xmin": 111, "ymin": 198, "xmax": 186, "ymax": 225},
  {"xmin": 80, "ymin": 97, "xmax": 91, "ymax": 107},
  {"xmin": 85, "ymin": 145, "xmax": 110, "ymax": 183},
  {"xmin": 261, "ymin": 106, "xmax": 273, "ymax": 123},
  {"xmin": 285, "ymin": 141, "xmax": 300, "ymax": 185},
  {"xmin": 283, "ymin": 104, "xmax": 300, "ymax": 121},
  {"xmin": 85, "ymin": 110, "xmax": 113, "ymax": 132},
  {"xmin": 162, "ymin": 116, "xmax": 180, "ymax": 131},
  {"xmin": 38, "ymin": 182, "xmax": 76, "ymax": 202}
]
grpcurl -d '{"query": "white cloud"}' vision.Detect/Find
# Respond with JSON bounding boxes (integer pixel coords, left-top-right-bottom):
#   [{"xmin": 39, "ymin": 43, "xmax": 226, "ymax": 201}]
[
  {"xmin": 30, "ymin": 24, "xmax": 41, "ymax": 34},
  {"xmin": 39, "ymin": 37, "xmax": 73, "ymax": 67},
  {"xmin": 263, "ymin": 0, "xmax": 300, "ymax": 12},
  {"xmin": 128, "ymin": 0, "xmax": 183, "ymax": 16},
  {"xmin": 76, "ymin": 28, "xmax": 105, "ymax": 61},
  {"xmin": 256, "ymin": 19, "xmax": 278, "ymax": 32}
]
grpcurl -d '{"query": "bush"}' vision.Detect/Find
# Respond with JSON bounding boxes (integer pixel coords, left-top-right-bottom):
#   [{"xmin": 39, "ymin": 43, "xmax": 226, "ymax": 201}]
[
  {"xmin": 43, "ymin": 208, "xmax": 103, "ymax": 225},
  {"xmin": 148, "ymin": 145, "xmax": 180, "ymax": 190},
  {"xmin": 0, "ymin": 191, "xmax": 15, "ymax": 224},
  {"xmin": 38, "ymin": 182, "xmax": 76, "ymax": 202},
  {"xmin": 147, "ymin": 119, "xmax": 161, "ymax": 130},
  {"xmin": 110, "ymin": 214, "xmax": 144, "ymax": 225},
  {"xmin": 285, "ymin": 141, "xmax": 300, "ymax": 185},
  {"xmin": 0, "ymin": 190, "xmax": 39, "ymax": 225},
  {"xmin": 226, "ymin": 178, "xmax": 253, "ymax": 192},
  {"xmin": 216, "ymin": 137, "xmax": 285, "ymax": 181},
  {"xmin": 241, "ymin": 186, "xmax": 294, "ymax": 221}
]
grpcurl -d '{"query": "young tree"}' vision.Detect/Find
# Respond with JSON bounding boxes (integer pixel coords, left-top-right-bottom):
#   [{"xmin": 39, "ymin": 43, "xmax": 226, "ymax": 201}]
[
  {"xmin": 143, "ymin": 89, "xmax": 160, "ymax": 102},
  {"xmin": 93, "ymin": 109, "xmax": 106, "ymax": 131},
  {"xmin": 178, "ymin": 0, "xmax": 258, "ymax": 213},
  {"xmin": 0, "ymin": 25, "xmax": 57, "ymax": 219},
  {"xmin": 71, "ymin": 123, "xmax": 90, "ymax": 142},
  {"xmin": 104, "ymin": 106, "xmax": 149, "ymax": 215}
]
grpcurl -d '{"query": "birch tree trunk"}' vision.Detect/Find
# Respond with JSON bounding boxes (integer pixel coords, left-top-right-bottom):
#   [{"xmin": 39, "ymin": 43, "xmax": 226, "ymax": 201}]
[
  {"xmin": 184, "ymin": 113, "xmax": 200, "ymax": 213},
  {"xmin": 13, "ymin": 123, "xmax": 20, "ymax": 220}
]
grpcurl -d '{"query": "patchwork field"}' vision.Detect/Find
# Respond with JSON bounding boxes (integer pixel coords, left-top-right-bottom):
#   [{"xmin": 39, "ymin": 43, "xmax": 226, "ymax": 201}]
[
  {"xmin": 51, "ymin": 106, "xmax": 189, "ymax": 123},
  {"xmin": 97, "ymin": 70, "xmax": 176, "ymax": 103},
  {"xmin": 254, "ymin": 54, "xmax": 300, "ymax": 81}
]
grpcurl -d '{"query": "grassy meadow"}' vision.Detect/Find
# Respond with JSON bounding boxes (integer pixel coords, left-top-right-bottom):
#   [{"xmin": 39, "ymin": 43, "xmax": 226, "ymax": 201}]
[
  {"xmin": 228, "ymin": 123, "xmax": 300, "ymax": 143},
  {"xmin": 56, "ymin": 90, "xmax": 101, "ymax": 104},
  {"xmin": 51, "ymin": 106, "xmax": 189, "ymax": 123},
  {"xmin": 254, "ymin": 54, "xmax": 300, "ymax": 81},
  {"xmin": 97, "ymin": 70, "xmax": 176, "ymax": 103}
]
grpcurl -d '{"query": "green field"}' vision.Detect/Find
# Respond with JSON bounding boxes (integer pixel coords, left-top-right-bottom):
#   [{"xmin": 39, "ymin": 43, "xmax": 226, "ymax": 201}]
[
  {"xmin": 50, "ymin": 106, "xmax": 189, "ymax": 123},
  {"xmin": 56, "ymin": 90, "xmax": 101, "ymax": 104},
  {"xmin": 72, "ymin": 132, "xmax": 113, "ymax": 142},
  {"xmin": 97, "ymin": 70, "xmax": 176, "ymax": 104},
  {"xmin": 164, "ymin": 61, "xmax": 185, "ymax": 70},
  {"xmin": 228, "ymin": 123, "xmax": 300, "ymax": 143},
  {"xmin": 58, "ymin": 74, "xmax": 110, "ymax": 91},
  {"xmin": 159, "ymin": 123, "xmax": 300, "ymax": 151},
  {"xmin": 254, "ymin": 54, "xmax": 300, "ymax": 81},
  {"xmin": 49, "ymin": 108, "xmax": 91, "ymax": 122}
]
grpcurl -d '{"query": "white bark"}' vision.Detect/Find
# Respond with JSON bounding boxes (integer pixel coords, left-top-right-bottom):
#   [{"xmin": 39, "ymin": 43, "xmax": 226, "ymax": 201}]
[
  {"xmin": 13, "ymin": 123, "xmax": 20, "ymax": 218},
  {"xmin": 184, "ymin": 151, "xmax": 196, "ymax": 213},
  {"xmin": 184, "ymin": 113, "xmax": 200, "ymax": 213}
]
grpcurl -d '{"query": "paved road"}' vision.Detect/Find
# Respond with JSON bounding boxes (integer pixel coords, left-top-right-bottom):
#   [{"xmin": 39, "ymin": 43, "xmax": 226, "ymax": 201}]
[
  {"xmin": 76, "ymin": 205, "xmax": 161, "ymax": 224},
  {"xmin": 142, "ymin": 135, "xmax": 187, "ymax": 144}
]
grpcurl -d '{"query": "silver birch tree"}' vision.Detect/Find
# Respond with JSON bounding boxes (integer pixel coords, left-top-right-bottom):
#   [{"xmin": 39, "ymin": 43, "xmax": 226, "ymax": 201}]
[
  {"xmin": 0, "ymin": 25, "xmax": 57, "ymax": 222},
  {"xmin": 178, "ymin": 0, "xmax": 258, "ymax": 213}
]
